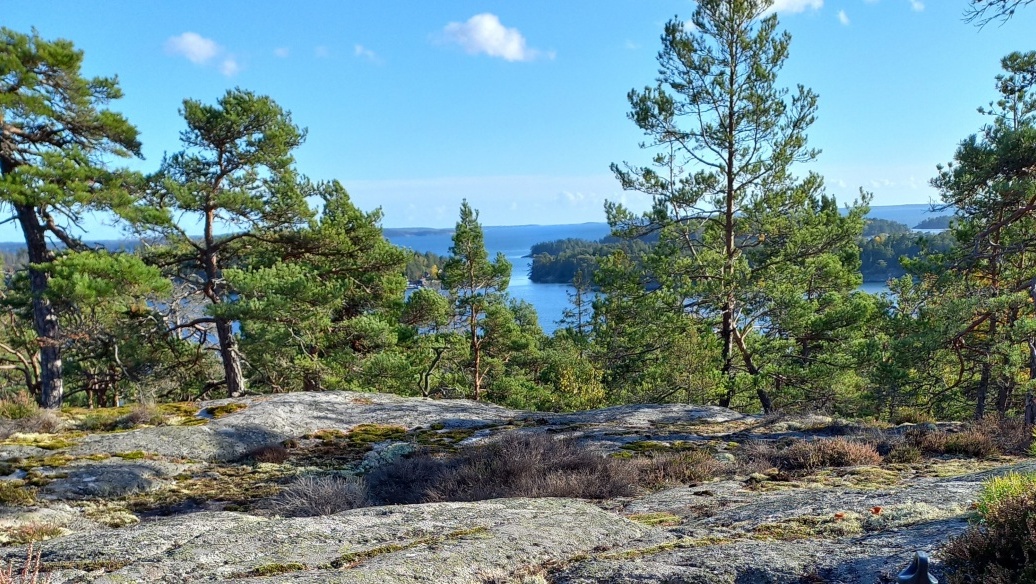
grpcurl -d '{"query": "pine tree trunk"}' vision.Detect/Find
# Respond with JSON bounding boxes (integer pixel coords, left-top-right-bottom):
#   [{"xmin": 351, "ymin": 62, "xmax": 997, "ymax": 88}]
[
  {"xmin": 14, "ymin": 203, "xmax": 63, "ymax": 408},
  {"xmin": 215, "ymin": 317, "xmax": 246, "ymax": 396}
]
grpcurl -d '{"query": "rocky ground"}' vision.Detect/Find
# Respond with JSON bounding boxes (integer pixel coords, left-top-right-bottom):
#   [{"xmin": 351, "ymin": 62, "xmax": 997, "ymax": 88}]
[{"xmin": 0, "ymin": 391, "xmax": 1030, "ymax": 583}]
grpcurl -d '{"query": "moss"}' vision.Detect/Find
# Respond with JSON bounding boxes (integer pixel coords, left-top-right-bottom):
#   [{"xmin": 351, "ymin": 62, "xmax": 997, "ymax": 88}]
[
  {"xmin": 45, "ymin": 559, "xmax": 131, "ymax": 572},
  {"xmin": 0, "ymin": 481, "xmax": 37, "ymax": 506},
  {"xmin": 157, "ymin": 402, "xmax": 201, "ymax": 418},
  {"xmin": 113, "ymin": 451, "xmax": 151, "ymax": 460},
  {"xmin": 412, "ymin": 427, "xmax": 476, "ymax": 448},
  {"xmin": 330, "ymin": 527, "xmax": 489, "ymax": 569},
  {"xmin": 598, "ymin": 536, "xmax": 732, "ymax": 560},
  {"xmin": 17, "ymin": 453, "xmax": 76, "ymax": 469},
  {"xmin": 203, "ymin": 402, "xmax": 247, "ymax": 419},
  {"xmin": 752, "ymin": 513, "xmax": 864, "ymax": 541},
  {"xmin": 123, "ymin": 461, "xmax": 290, "ymax": 515},
  {"xmin": 307, "ymin": 429, "xmax": 346, "ymax": 441},
  {"xmin": 236, "ymin": 562, "xmax": 307, "ymax": 577},
  {"xmin": 2, "ymin": 522, "xmax": 66, "ymax": 544},
  {"xmin": 2, "ymin": 433, "xmax": 79, "ymax": 450},
  {"xmin": 626, "ymin": 512, "xmax": 682, "ymax": 527},
  {"xmin": 346, "ymin": 424, "xmax": 407, "ymax": 445}
]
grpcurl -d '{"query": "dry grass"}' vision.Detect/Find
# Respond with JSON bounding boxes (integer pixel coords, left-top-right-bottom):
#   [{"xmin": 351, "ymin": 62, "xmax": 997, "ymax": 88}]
[
  {"xmin": 271, "ymin": 475, "xmax": 369, "ymax": 517},
  {"xmin": 367, "ymin": 433, "xmax": 639, "ymax": 505}
]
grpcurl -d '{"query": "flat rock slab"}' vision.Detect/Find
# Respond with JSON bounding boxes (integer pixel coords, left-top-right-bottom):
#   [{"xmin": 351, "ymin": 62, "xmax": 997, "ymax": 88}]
[
  {"xmin": 17, "ymin": 498, "xmax": 646, "ymax": 583},
  {"xmin": 41, "ymin": 457, "xmax": 192, "ymax": 500},
  {"xmin": 66, "ymin": 392, "xmax": 747, "ymax": 462}
]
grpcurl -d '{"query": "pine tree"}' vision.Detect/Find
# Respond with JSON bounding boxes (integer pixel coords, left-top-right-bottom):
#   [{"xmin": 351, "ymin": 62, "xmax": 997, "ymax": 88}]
[
  {"xmin": 142, "ymin": 89, "xmax": 313, "ymax": 397},
  {"xmin": 607, "ymin": 0, "xmax": 868, "ymax": 412},
  {"xmin": 0, "ymin": 28, "xmax": 159, "ymax": 407},
  {"xmin": 440, "ymin": 202, "xmax": 511, "ymax": 400}
]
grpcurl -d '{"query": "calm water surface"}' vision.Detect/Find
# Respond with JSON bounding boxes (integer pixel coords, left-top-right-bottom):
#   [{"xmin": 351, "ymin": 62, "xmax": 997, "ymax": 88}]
[{"xmin": 386, "ymin": 224, "xmax": 893, "ymax": 335}]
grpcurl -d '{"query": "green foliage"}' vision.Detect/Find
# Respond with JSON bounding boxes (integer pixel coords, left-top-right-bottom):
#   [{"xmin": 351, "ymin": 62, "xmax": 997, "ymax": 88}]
[
  {"xmin": 943, "ymin": 472, "xmax": 1036, "ymax": 583},
  {"xmin": 913, "ymin": 215, "xmax": 953, "ymax": 230},
  {"xmin": 440, "ymin": 202, "xmax": 513, "ymax": 400},
  {"xmin": 605, "ymin": 0, "xmax": 871, "ymax": 413},
  {"xmin": 862, "ymin": 218, "xmax": 912, "ymax": 237},
  {"xmin": 977, "ymin": 472, "xmax": 1036, "ymax": 517},
  {"xmin": 405, "ymin": 251, "xmax": 448, "ymax": 282},
  {"xmin": 0, "ymin": 27, "xmax": 159, "ymax": 408}
]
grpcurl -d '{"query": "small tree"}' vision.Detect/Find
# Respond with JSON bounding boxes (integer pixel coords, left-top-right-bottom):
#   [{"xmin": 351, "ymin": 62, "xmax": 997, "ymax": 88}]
[
  {"xmin": 143, "ymin": 89, "xmax": 313, "ymax": 397},
  {"xmin": 440, "ymin": 201, "xmax": 511, "ymax": 400}
]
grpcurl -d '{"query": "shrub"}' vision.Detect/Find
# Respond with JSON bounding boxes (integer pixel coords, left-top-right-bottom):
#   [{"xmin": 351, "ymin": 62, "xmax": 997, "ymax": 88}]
[
  {"xmin": 4, "ymin": 524, "xmax": 63, "ymax": 545},
  {"xmin": 942, "ymin": 474, "xmax": 1036, "ymax": 583},
  {"xmin": 884, "ymin": 443, "xmax": 922, "ymax": 464},
  {"xmin": 15, "ymin": 411, "xmax": 62, "ymax": 435},
  {"xmin": 245, "ymin": 445, "xmax": 290, "ymax": 464},
  {"xmin": 116, "ymin": 404, "xmax": 166, "ymax": 429},
  {"xmin": 892, "ymin": 408, "xmax": 934, "ymax": 426},
  {"xmin": 0, "ymin": 394, "xmax": 39, "ymax": 421},
  {"xmin": 366, "ymin": 433, "xmax": 639, "ymax": 505},
  {"xmin": 764, "ymin": 438, "xmax": 882, "ymax": 472},
  {"xmin": 974, "ymin": 415, "xmax": 1031, "ymax": 455},
  {"xmin": 272, "ymin": 475, "xmax": 369, "ymax": 517},
  {"xmin": 943, "ymin": 428, "xmax": 998, "ymax": 459},
  {"xmin": 636, "ymin": 450, "xmax": 723, "ymax": 486}
]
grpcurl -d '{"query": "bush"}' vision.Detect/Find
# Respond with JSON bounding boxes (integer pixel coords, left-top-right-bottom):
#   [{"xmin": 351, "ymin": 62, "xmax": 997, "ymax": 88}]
[
  {"xmin": 892, "ymin": 408, "xmax": 934, "ymax": 426},
  {"xmin": 245, "ymin": 444, "xmax": 290, "ymax": 464},
  {"xmin": 116, "ymin": 404, "xmax": 166, "ymax": 429},
  {"xmin": 272, "ymin": 475, "xmax": 369, "ymax": 517},
  {"xmin": 0, "ymin": 394, "xmax": 39, "ymax": 421},
  {"xmin": 759, "ymin": 438, "xmax": 882, "ymax": 472},
  {"xmin": 884, "ymin": 443, "xmax": 922, "ymax": 464},
  {"xmin": 943, "ymin": 428, "xmax": 998, "ymax": 459},
  {"xmin": 636, "ymin": 450, "xmax": 723, "ymax": 486},
  {"xmin": 366, "ymin": 433, "xmax": 639, "ymax": 505},
  {"xmin": 942, "ymin": 474, "xmax": 1036, "ymax": 583}
]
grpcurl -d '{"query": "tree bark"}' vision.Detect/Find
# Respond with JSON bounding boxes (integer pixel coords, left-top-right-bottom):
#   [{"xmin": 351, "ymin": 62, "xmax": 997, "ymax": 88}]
[
  {"xmin": 214, "ymin": 317, "xmax": 245, "ymax": 396},
  {"xmin": 13, "ymin": 203, "xmax": 63, "ymax": 408}
]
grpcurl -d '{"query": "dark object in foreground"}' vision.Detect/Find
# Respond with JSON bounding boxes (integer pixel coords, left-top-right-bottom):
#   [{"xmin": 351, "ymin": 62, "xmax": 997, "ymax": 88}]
[{"xmin": 898, "ymin": 551, "xmax": 937, "ymax": 583}]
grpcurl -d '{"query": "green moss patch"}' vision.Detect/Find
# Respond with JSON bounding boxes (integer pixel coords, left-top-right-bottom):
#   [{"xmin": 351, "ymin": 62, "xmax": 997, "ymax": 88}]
[
  {"xmin": 626, "ymin": 512, "xmax": 682, "ymax": 527},
  {"xmin": 0, "ymin": 481, "xmax": 37, "ymax": 506},
  {"xmin": 330, "ymin": 527, "xmax": 488, "ymax": 569},
  {"xmin": 234, "ymin": 562, "xmax": 307, "ymax": 577},
  {"xmin": 203, "ymin": 402, "xmax": 248, "ymax": 419}
]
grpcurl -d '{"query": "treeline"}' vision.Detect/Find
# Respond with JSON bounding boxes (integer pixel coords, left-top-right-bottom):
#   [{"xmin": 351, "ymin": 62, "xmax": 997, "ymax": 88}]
[
  {"xmin": 405, "ymin": 251, "xmax": 449, "ymax": 282},
  {"xmin": 914, "ymin": 215, "xmax": 953, "ymax": 229},
  {"xmin": 4, "ymin": 14, "xmax": 1036, "ymax": 426},
  {"xmin": 531, "ymin": 220, "xmax": 954, "ymax": 284}
]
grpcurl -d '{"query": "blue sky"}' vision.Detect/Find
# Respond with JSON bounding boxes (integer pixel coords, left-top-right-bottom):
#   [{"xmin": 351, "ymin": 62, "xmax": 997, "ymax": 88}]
[{"xmin": 4, "ymin": 0, "xmax": 1036, "ymax": 236}]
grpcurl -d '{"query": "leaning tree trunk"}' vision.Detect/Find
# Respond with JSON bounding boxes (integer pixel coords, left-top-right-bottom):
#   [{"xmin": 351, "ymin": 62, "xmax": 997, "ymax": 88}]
[
  {"xmin": 214, "ymin": 317, "xmax": 246, "ymax": 397},
  {"xmin": 14, "ymin": 203, "xmax": 63, "ymax": 408}
]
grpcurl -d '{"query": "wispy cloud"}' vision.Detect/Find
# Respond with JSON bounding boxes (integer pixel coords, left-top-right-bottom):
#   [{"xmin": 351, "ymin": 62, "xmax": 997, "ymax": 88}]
[
  {"xmin": 624, "ymin": 40, "xmax": 639, "ymax": 50},
  {"xmin": 273, "ymin": 47, "xmax": 290, "ymax": 58},
  {"xmin": 354, "ymin": 44, "xmax": 380, "ymax": 63},
  {"xmin": 165, "ymin": 32, "xmax": 219, "ymax": 64},
  {"xmin": 314, "ymin": 46, "xmax": 330, "ymax": 58},
  {"xmin": 908, "ymin": 0, "xmax": 924, "ymax": 11},
  {"xmin": 838, "ymin": 10, "xmax": 850, "ymax": 25},
  {"xmin": 766, "ymin": 0, "xmax": 823, "ymax": 14},
  {"xmin": 165, "ymin": 32, "xmax": 239, "ymax": 76},
  {"xmin": 439, "ymin": 13, "xmax": 552, "ymax": 62}
]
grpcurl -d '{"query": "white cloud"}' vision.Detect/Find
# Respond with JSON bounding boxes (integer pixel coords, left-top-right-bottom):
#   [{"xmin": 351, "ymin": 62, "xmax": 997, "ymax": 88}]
[
  {"xmin": 624, "ymin": 40, "xmax": 639, "ymax": 50},
  {"xmin": 838, "ymin": 9, "xmax": 850, "ymax": 25},
  {"xmin": 354, "ymin": 44, "xmax": 380, "ymax": 62},
  {"xmin": 440, "ymin": 13, "xmax": 550, "ymax": 62},
  {"xmin": 165, "ymin": 32, "xmax": 219, "ymax": 64},
  {"xmin": 766, "ymin": 0, "xmax": 823, "ymax": 14},
  {"xmin": 315, "ymin": 46, "xmax": 330, "ymax": 58},
  {"xmin": 220, "ymin": 58, "xmax": 240, "ymax": 76},
  {"xmin": 165, "ymin": 32, "xmax": 239, "ymax": 76},
  {"xmin": 908, "ymin": 0, "xmax": 924, "ymax": 11},
  {"xmin": 273, "ymin": 47, "xmax": 290, "ymax": 58}
]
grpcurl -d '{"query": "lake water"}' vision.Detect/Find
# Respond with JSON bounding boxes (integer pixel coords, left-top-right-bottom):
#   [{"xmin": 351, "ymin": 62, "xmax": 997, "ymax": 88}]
[{"xmin": 386, "ymin": 223, "xmax": 904, "ymax": 334}]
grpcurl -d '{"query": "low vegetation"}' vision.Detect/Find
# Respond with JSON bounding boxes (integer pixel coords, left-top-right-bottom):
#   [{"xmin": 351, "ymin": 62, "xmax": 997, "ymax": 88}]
[{"xmin": 942, "ymin": 472, "xmax": 1036, "ymax": 583}]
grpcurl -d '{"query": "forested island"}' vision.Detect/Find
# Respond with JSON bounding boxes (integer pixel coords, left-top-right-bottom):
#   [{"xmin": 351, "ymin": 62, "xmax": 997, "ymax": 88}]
[
  {"xmin": 528, "ymin": 219, "xmax": 954, "ymax": 284},
  {"xmin": 914, "ymin": 215, "xmax": 954, "ymax": 229}
]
